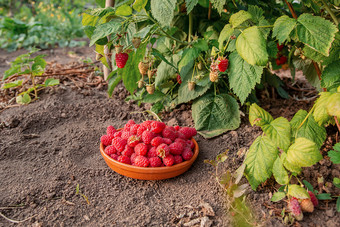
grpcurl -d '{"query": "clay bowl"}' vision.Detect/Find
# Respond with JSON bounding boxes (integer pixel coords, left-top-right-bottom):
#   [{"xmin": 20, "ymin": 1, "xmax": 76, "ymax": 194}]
[{"xmin": 100, "ymin": 139, "xmax": 199, "ymax": 180}]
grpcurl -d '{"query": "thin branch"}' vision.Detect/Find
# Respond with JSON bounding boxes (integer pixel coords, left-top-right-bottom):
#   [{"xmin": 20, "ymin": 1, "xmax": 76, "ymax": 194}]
[
  {"xmin": 0, "ymin": 212, "xmax": 36, "ymax": 224},
  {"xmin": 335, "ymin": 116, "xmax": 340, "ymax": 134},
  {"xmin": 321, "ymin": 0, "xmax": 339, "ymax": 26}
]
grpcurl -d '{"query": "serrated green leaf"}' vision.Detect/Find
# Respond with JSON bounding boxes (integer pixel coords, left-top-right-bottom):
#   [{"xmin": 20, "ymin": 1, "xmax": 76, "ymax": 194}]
[
  {"xmin": 293, "ymin": 58, "xmax": 321, "ymax": 90},
  {"xmin": 133, "ymin": 0, "xmax": 148, "ymax": 12},
  {"xmin": 271, "ymin": 192, "xmax": 286, "ymax": 202},
  {"xmin": 297, "ymin": 13, "xmax": 338, "ymax": 56},
  {"xmin": 288, "ymin": 184, "xmax": 309, "ymax": 199},
  {"xmin": 337, "ymin": 197, "xmax": 340, "ymax": 212},
  {"xmin": 273, "ymin": 156, "xmax": 289, "ymax": 185},
  {"xmin": 185, "ymin": 0, "xmax": 199, "ymax": 13},
  {"xmin": 115, "ymin": 4, "xmax": 132, "ymax": 16},
  {"xmin": 229, "ymin": 10, "xmax": 252, "ymax": 28},
  {"xmin": 151, "ymin": 0, "xmax": 176, "ymax": 27},
  {"xmin": 44, "ymin": 78, "xmax": 59, "ymax": 86},
  {"xmin": 290, "ymin": 110, "xmax": 327, "ymax": 148},
  {"xmin": 303, "ymin": 180, "xmax": 314, "ymax": 192},
  {"xmin": 178, "ymin": 48, "xmax": 199, "ymax": 73},
  {"xmin": 249, "ymin": 103, "xmax": 273, "ymax": 127},
  {"xmin": 16, "ymin": 93, "xmax": 31, "ymax": 104},
  {"xmin": 81, "ymin": 13, "xmax": 99, "ymax": 27},
  {"xmin": 155, "ymin": 55, "xmax": 180, "ymax": 87},
  {"xmin": 267, "ymin": 41, "xmax": 279, "ymax": 58},
  {"xmin": 247, "ymin": 5, "xmax": 264, "ymax": 24},
  {"xmin": 313, "ymin": 92, "xmax": 332, "ymax": 126},
  {"xmin": 228, "ymin": 52, "xmax": 263, "ymax": 104},
  {"xmin": 321, "ymin": 60, "xmax": 340, "ymax": 92},
  {"xmin": 236, "ymin": 26, "xmax": 268, "ymax": 66},
  {"xmin": 107, "ymin": 72, "xmax": 122, "ymax": 97},
  {"xmin": 262, "ymin": 117, "xmax": 291, "ymax": 151},
  {"xmin": 151, "ymin": 102, "xmax": 164, "ymax": 113},
  {"xmin": 192, "ymin": 93, "xmax": 240, "ymax": 138},
  {"xmin": 333, "ymin": 177, "xmax": 340, "ymax": 188},
  {"xmin": 210, "ymin": 0, "xmax": 226, "ymax": 14},
  {"xmin": 2, "ymin": 80, "xmax": 23, "ymax": 89},
  {"xmin": 286, "ymin": 138, "xmax": 322, "ymax": 168},
  {"xmin": 3, "ymin": 65, "xmax": 21, "ymax": 80},
  {"xmin": 193, "ymin": 39, "xmax": 209, "ymax": 52},
  {"xmin": 90, "ymin": 19, "xmax": 122, "ymax": 46},
  {"xmin": 143, "ymin": 91, "xmax": 166, "ymax": 103},
  {"xmin": 218, "ymin": 24, "xmax": 234, "ymax": 50},
  {"xmin": 316, "ymin": 193, "xmax": 332, "ymax": 200},
  {"xmin": 245, "ymin": 135, "xmax": 278, "ymax": 190},
  {"xmin": 327, "ymin": 93, "xmax": 340, "ymax": 118},
  {"xmin": 281, "ymin": 152, "xmax": 302, "ymax": 174},
  {"xmin": 272, "ymin": 15, "xmax": 296, "ymax": 44},
  {"xmin": 328, "ymin": 145, "xmax": 340, "ymax": 164}
]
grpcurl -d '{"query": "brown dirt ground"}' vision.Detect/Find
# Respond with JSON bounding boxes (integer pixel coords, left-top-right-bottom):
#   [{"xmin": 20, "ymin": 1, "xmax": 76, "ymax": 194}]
[{"xmin": 0, "ymin": 47, "xmax": 339, "ymax": 227}]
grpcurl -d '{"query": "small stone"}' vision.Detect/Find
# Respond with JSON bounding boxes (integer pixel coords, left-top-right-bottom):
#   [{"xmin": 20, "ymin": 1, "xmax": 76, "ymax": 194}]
[
  {"xmin": 61, "ymin": 113, "xmax": 66, "ymax": 118},
  {"xmin": 326, "ymin": 209, "xmax": 335, "ymax": 217},
  {"xmin": 84, "ymin": 215, "xmax": 90, "ymax": 221}
]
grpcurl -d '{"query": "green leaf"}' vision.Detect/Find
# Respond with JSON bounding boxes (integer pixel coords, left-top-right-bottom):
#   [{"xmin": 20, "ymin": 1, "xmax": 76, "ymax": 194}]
[
  {"xmin": 281, "ymin": 152, "xmax": 302, "ymax": 174},
  {"xmin": 337, "ymin": 197, "xmax": 340, "ymax": 212},
  {"xmin": 303, "ymin": 180, "xmax": 314, "ymax": 192},
  {"xmin": 316, "ymin": 193, "xmax": 332, "ymax": 200},
  {"xmin": 155, "ymin": 55, "xmax": 180, "ymax": 87},
  {"xmin": 210, "ymin": 0, "xmax": 226, "ymax": 14},
  {"xmin": 272, "ymin": 15, "xmax": 296, "ymax": 44},
  {"xmin": 151, "ymin": 0, "xmax": 176, "ymax": 27},
  {"xmin": 218, "ymin": 24, "xmax": 234, "ymax": 50},
  {"xmin": 152, "ymin": 49, "xmax": 177, "ymax": 70},
  {"xmin": 286, "ymin": 138, "xmax": 322, "ymax": 168},
  {"xmin": 3, "ymin": 65, "xmax": 21, "ymax": 80},
  {"xmin": 313, "ymin": 92, "xmax": 332, "ymax": 126},
  {"xmin": 185, "ymin": 0, "xmax": 199, "ymax": 13},
  {"xmin": 178, "ymin": 79, "xmax": 211, "ymax": 104},
  {"xmin": 229, "ymin": 10, "xmax": 252, "ymax": 28},
  {"xmin": 321, "ymin": 60, "xmax": 340, "ymax": 92},
  {"xmin": 115, "ymin": 4, "xmax": 132, "ymax": 16},
  {"xmin": 333, "ymin": 177, "xmax": 340, "ymax": 188},
  {"xmin": 297, "ymin": 13, "xmax": 338, "ymax": 56},
  {"xmin": 2, "ymin": 80, "xmax": 23, "ymax": 89},
  {"xmin": 273, "ymin": 156, "xmax": 289, "ymax": 185},
  {"xmin": 90, "ymin": 19, "xmax": 122, "ymax": 46},
  {"xmin": 143, "ymin": 91, "xmax": 166, "ymax": 103},
  {"xmin": 293, "ymin": 58, "xmax": 321, "ymax": 90},
  {"xmin": 288, "ymin": 184, "xmax": 309, "ymax": 199},
  {"xmin": 271, "ymin": 192, "xmax": 286, "ymax": 202},
  {"xmin": 133, "ymin": 0, "xmax": 148, "ymax": 12},
  {"xmin": 95, "ymin": 0, "xmax": 105, "ymax": 7},
  {"xmin": 192, "ymin": 93, "xmax": 240, "ymax": 138},
  {"xmin": 178, "ymin": 48, "xmax": 199, "ymax": 73},
  {"xmin": 81, "ymin": 13, "xmax": 99, "ymax": 27},
  {"xmin": 327, "ymin": 93, "xmax": 340, "ymax": 118},
  {"xmin": 249, "ymin": 103, "xmax": 273, "ymax": 127},
  {"xmin": 247, "ymin": 5, "xmax": 264, "ymax": 24},
  {"xmin": 32, "ymin": 57, "xmax": 46, "ymax": 76},
  {"xmin": 151, "ymin": 102, "xmax": 164, "ymax": 113},
  {"xmin": 236, "ymin": 26, "xmax": 268, "ymax": 66},
  {"xmin": 16, "ymin": 93, "xmax": 31, "ymax": 104},
  {"xmin": 262, "ymin": 117, "xmax": 291, "ymax": 152},
  {"xmin": 44, "ymin": 78, "xmax": 59, "ymax": 86},
  {"xmin": 107, "ymin": 72, "xmax": 122, "ymax": 97},
  {"xmin": 245, "ymin": 135, "xmax": 278, "ymax": 190},
  {"xmin": 193, "ymin": 39, "xmax": 209, "ymax": 52},
  {"xmin": 328, "ymin": 143, "xmax": 340, "ymax": 164},
  {"xmin": 228, "ymin": 52, "xmax": 263, "ymax": 104}
]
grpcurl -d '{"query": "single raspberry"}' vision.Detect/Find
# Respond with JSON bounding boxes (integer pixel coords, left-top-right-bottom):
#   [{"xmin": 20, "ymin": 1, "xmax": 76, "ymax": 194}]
[
  {"xmin": 176, "ymin": 132, "xmax": 187, "ymax": 140},
  {"xmin": 106, "ymin": 125, "xmax": 116, "ymax": 136},
  {"xmin": 114, "ymin": 131, "xmax": 122, "ymax": 138},
  {"xmin": 182, "ymin": 147, "xmax": 193, "ymax": 160},
  {"xmin": 130, "ymin": 153, "xmax": 137, "ymax": 164},
  {"xmin": 115, "ymin": 53, "xmax": 129, "ymax": 68},
  {"xmin": 118, "ymin": 155, "xmax": 131, "ymax": 164},
  {"xmin": 300, "ymin": 199, "xmax": 314, "ymax": 213},
  {"xmin": 174, "ymin": 155, "xmax": 183, "ymax": 164},
  {"xmin": 126, "ymin": 120, "xmax": 136, "ymax": 125},
  {"xmin": 175, "ymin": 138, "xmax": 186, "ymax": 145},
  {"xmin": 280, "ymin": 56, "xmax": 287, "ymax": 65},
  {"xmin": 162, "ymin": 127, "xmax": 177, "ymax": 141},
  {"xmin": 104, "ymin": 145, "xmax": 117, "ymax": 155},
  {"xmin": 110, "ymin": 154, "xmax": 119, "ymax": 160},
  {"xmin": 112, "ymin": 137, "xmax": 127, "ymax": 152},
  {"xmin": 138, "ymin": 61, "xmax": 149, "ymax": 75},
  {"xmin": 123, "ymin": 124, "xmax": 131, "ymax": 132},
  {"xmin": 142, "ymin": 130, "xmax": 155, "ymax": 144},
  {"xmin": 275, "ymin": 58, "xmax": 281, "ymax": 66},
  {"xmin": 179, "ymin": 127, "xmax": 197, "ymax": 139},
  {"xmin": 151, "ymin": 137, "xmax": 164, "ymax": 147},
  {"xmin": 137, "ymin": 125, "xmax": 147, "ymax": 136},
  {"xmin": 134, "ymin": 155, "xmax": 149, "ymax": 167},
  {"xmin": 186, "ymin": 140, "xmax": 195, "ymax": 149},
  {"xmin": 122, "ymin": 145, "xmax": 134, "ymax": 157},
  {"xmin": 121, "ymin": 131, "xmax": 132, "ymax": 140},
  {"xmin": 151, "ymin": 121, "xmax": 166, "ymax": 133},
  {"xmin": 156, "ymin": 143, "xmax": 170, "ymax": 158},
  {"xmin": 288, "ymin": 198, "xmax": 303, "ymax": 221},
  {"xmin": 149, "ymin": 156, "xmax": 162, "ymax": 167},
  {"xmin": 163, "ymin": 154, "xmax": 175, "ymax": 166},
  {"xmin": 218, "ymin": 58, "xmax": 229, "ymax": 72},
  {"xmin": 101, "ymin": 135, "xmax": 113, "ymax": 147},
  {"xmin": 277, "ymin": 43, "xmax": 284, "ymax": 51},
  {"xmin": 169, "ymin": 142, "xmax": 184, "ymax": 155},
  {"xmin": 130, "ymin": 124, "xmax": 140, "ymax": 135},
  {"xmin": 127, "ymin": 135, "xmax": 141, "ymax": 147},
  {"xmin": 135, "ymin": 143, "xmax": 148, "ymax": 156},
  {"xmin": 174, "ymin": 125, "xmax": 181, "ymax": 131},
  {"xmin": 163, "ymin": 138, "xmax": 172, "ymax": 145},
  {"xmin": 176, "ymin": 74, "xmax": 182, "ymax": 84},
  {"xmin": 147, "ymin": 147, "xmax": 157, "ymax": 158},
  {"xmin": 308, "ymin": 191, "xmax": 318, "ymax": 207},
  {"xmin": 141, "ymin": 120, "xmax": 152, "ymax": 130},
  {"xmin": 146, "ymin": 84, "xmax": 155, "ymax": 94},
  {"xmin": 209, "ymin": 71, "xmax": 219, "ymax": 82}
]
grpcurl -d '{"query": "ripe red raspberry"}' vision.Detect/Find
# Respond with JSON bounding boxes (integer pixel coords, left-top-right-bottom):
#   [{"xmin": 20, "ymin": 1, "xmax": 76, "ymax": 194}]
[
  {"xmin": 174, "ymin": 125, "xmax": 181, "ymax": 131},
  {"xmin": 156, "ymin": 143, "xmax": 170, "ymax": 158},
  {"xmin": 112, "ymin": 137, "xmax": 127, "ymax": 152},
  {"xmin": 121, "ymin": 131, "xmax": 132, "ymax": 140},
  {"xmin": 130, "ymin": 153, "xmax": 137, "ymax": 164},
  {"xmin": 106, "ymin": 125, "xmax": 116, "ymax": 136},
  {"xmin": 110, "ymin": 153, "xmax": 119, "ymax": 160},
  {"xmin": 147, "ymin": 147, "xmax": 157, "ymax": 158},
  {"xmin": 179, "ymin": 127, "xmax": 197, "ymax": 139},
  {"xmin": 130, "ymin": 124, "xmax": 140, "ymax": 135},
  {"xmin": 174, "ymin": 155, "xmax": 183, "ymax": 164},
  {"xmin": 186, "ymin": 140, "xmax": 195, "ymax": 149},
  {"xmin": 277, "ymin": 43, "xmax": 284, "ymax": 51},
  {"xmin": 176, "ymin": 74, "xmax": 182, "ymax": 84},
  {"xmin": 118, "ymin": 155, "xmax": 131, "ymax": 164},
  {"xmin": 134, "ymin": 143, "xmax": 148, "ymax": 156},
  {"xmin": 162, "ymin": 127, "xmax": 177, "ymax": 141},
  {"xmin": 163, "ymin": 154, "xmax": 175, "ymax": 166},
  {"xmin": 122, "ymin": 145, "xmax": 134, "ymax": 156},
  {"xmin": 151, "ymin": 121, "xmax": 166, "ymax": 133},
  {"xmin": 177, "ymin": 132, "xmax": 187, "ymax": 140},
  {"xmin": 104, "ymin": 145, "xmax": 116, "ymax": 155},
  {"xmin": 134, "ymin": 155, "xmax": 149, "ymax": 167},
  {"xmin": 140, "ymin": 120, "xmax": 152, "ymax": 130},
  {"xmin": 308, "ymin": 191, "xmax": 318, "ymax": 207},
  {"xmin": 151, "ymin": 137, "xmax": 163, "ymax": 147},
  {"xmin": 288, "ymin": 197, "xmax": 303, "ymax": 221},
  {"xmin": 169, "ymin": 142, "xmax": 184, "ymax": 155},
  {"xmin": 182, "ymin": 147, "xmax": 193, "ymax": 160},
  {"xmin": 280, "ymin": 56, "xmax": 287, "ymax": 65},
  {"xmin": 175, "ymin": 138, "xmax": 186, "ymax": 145},
  {"xmin": 115, "ymin": 53, "xmax": 129, "ymax": 68},
  {"xmin": 218, "ymin": 58, "xmax": 229, "ymax": 72},
  {"xmin": 149, "ymin": 156, "xmax": 162, "ymax": 167},
  {"xmin": 126, "ymin": 120, "xmax": 136, "ymax": 125},
  {"xmin": 163, "ymin": 138, "xmax": 172, "ymax": 145},
  {"xmin": 101, "ymin": 135, "xmax": 113, "ymax": 147},
  {"xmin": 142, "ymin": 130, "xmax": 155, "ymax": 144},
  {"xmin": 137, "ymin": 125, "xmax": 147, "ymax": 136},
  {"xmin": 114, "ymin": 131, "xmax": 122, "ymax": 138},
  {"xmin": 123, "ymin": 124, "xmax": 131, "ymax": 132},
  {"xmin": 127, "ymin": 135, "xmax": 141, "ymax": 147},
  {"xmin": 275, "ymin": 58, "xmax": 281, "ymax": 66}
]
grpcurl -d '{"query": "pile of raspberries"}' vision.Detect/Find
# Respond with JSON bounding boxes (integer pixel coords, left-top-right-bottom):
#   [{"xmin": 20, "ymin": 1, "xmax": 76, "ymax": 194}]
[{"xmin": 100, "ymin": 120, "xmax": 197, "ymax": 167}]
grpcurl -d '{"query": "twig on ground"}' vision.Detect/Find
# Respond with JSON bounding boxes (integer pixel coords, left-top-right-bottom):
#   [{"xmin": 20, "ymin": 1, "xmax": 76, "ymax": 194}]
[{"xmin": 0, "ymin": 212, "xmax": 36, "ymax": 224}]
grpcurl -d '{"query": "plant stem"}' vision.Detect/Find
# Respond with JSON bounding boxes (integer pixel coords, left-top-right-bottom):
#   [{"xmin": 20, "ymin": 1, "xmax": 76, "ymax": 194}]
[
  {"xmin": 188, "ymin": 12, "xmax": 193, "ymax": 43},
  {"xmin": 222, "ymin": 37, "xmax": 231, "ymax": 54},
  {"xmin": 321, "ymin": 0, "xmax": 339, "ymax": 26},
  {"xmin": 284, "ymin": 0, "xmax": 297, "ymax": 19},
  {"xmin": 208, "ymin": 2, "xmax": 212, "ymax": 20},
  {"xmin": 31, "ymin": 74, "xmax": 37, "ymax": 99},
  {"xmin": 334, "ymin": 116, "xmax": 340, "ymax": 134}
]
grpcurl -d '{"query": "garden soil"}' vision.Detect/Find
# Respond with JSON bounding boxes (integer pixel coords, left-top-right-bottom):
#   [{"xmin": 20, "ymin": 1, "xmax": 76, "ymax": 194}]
[{"xmin": 0, "ymin": 47, "xmax": 339, "ymax": 227}]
